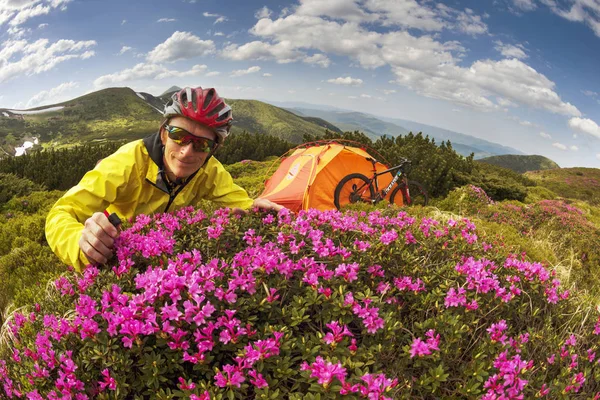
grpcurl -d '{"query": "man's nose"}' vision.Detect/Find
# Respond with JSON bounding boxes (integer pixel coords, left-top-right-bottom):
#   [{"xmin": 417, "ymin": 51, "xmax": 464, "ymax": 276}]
[{"xmin": 179, "ymin": 142, "xmax": 196, "ymax": 156}]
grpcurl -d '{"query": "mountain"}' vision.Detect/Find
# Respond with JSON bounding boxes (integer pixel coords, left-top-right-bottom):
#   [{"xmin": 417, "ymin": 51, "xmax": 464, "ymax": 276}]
[
  {"xmin": 280, "ymin": 105, "xmax": 524, "ymax": 159},
  {"xmin": 0, "ymin": 87, "xmax": 334, "ymax": 157},
  {"xmin": 380, "ymin": 117, "xmax": 525, "ymax": 158},
  {"xmin": 286, "ymin": 108, "xmax": 409, "ymax": 141},
  {"xmin": 478, "ymin": 154, "xmax": 560, "ymax": 173},
  {"xmin": 161, "ymin": 86, "xmax": 182, "ymax": 96}
]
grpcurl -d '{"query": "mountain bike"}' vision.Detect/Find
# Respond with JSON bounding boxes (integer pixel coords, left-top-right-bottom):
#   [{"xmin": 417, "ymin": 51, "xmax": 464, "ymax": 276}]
[{"xmin": 333, "ymin": 157, "xmax": 428, "ymax": 210}]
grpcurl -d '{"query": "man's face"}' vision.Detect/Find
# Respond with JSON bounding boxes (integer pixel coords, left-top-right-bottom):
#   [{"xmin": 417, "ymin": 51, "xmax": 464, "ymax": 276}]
[{"xmin": 160, "ymin": 116, "xmax": 217, "ymax": 180}]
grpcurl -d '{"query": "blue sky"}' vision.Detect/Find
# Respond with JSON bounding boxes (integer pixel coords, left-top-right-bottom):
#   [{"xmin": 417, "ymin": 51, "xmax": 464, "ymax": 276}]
[{"xmin": 1, "ymin": 0, "xmax": 599, "ymax": 167}]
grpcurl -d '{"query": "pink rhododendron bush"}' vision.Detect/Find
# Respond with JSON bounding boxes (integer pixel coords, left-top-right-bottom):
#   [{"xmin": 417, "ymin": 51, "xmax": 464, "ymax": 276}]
[{"xmin": 2, "ymin": 206, "xmax": 600, "ymax": 399}]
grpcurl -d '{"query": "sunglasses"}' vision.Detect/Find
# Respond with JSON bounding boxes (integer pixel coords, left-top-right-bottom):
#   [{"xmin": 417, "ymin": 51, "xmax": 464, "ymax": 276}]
[{"xmin": 164, "ymin": 124, "xmax": 217, "ymax": 153}]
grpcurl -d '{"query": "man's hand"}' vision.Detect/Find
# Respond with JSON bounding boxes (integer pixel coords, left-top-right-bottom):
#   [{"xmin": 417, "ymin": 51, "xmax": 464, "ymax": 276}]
[
  {"xmin": 252, "ymin": 197, "xmax": 285, "ymax": 212},
  {"xmin": 79, "ymin": 211, "xmax": 119, "ymax": 265}
]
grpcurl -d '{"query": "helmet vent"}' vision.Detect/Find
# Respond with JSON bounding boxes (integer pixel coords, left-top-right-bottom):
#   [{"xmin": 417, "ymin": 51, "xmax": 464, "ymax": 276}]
[
  {"xmin": 191, "ymin": 90, "xmax": 198, "ymax": 112},
  {"xmin": 203, "ymin": 88, "xmax": 215, "ymax": 110},
  {"xmin": 206, "ymin": 103, "xmax": 224, "ymax": 117}
]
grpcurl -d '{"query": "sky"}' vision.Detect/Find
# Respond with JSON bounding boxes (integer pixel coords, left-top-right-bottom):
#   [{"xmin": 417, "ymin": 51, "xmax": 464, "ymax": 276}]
[{"xmin": 0, "ymin": 0, "xmax": 599, "ymax": 167}]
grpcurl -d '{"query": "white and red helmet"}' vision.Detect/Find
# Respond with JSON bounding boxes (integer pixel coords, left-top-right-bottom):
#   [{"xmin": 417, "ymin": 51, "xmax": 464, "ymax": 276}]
[{"xmin": 163, "ymin": 87, "xmax": 233, "ymax": 143}]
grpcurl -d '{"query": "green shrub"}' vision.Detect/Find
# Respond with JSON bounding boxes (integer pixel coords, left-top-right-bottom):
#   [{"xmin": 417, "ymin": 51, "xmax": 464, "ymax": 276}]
[
  {"xmin": 0, "ymin": 173, "xmax": 44, "ymax": 206},
  {"xmin": 0, "ymin": 239, "xmax": 63, "ymax": 324},
  {"xmin": 524, "ymin": 186, "xmax": 557, "ymax": 204}
]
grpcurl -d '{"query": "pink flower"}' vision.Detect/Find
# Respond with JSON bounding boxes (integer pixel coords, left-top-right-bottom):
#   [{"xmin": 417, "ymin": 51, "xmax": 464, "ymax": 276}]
[
  {"xmin": 248, "ymin": 369, "xmax": 268, "ymax": 389},
  {"xmin": 323, "ymin": 321, "xmax": 353, "ymax": 346},
  {"xmin": 98, "ymin": 369, "xmax": 117, "ymax": 391},
  {"xmin": 301, "ymin": 356, "xmax": 347, "ymax": 388},
  {"xmin": 214, "ymin": 364, "xmax": 245, "ymax": 388},
  {"xmin": 178, "ymin": 377, "xmax": 195, "ymax": 390},
  {"xmin": 409, "ymin": 330, "xmax": 440, "ymax": 358},
  {"xmin": 444, "ymin": 287, "xmax": 467, "ymax": 308}
]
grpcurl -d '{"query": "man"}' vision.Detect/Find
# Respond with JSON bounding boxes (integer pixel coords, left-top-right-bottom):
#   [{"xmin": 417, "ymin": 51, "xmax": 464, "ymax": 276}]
[{"xmin": 46, "ymin": 86, "xmax": 282, "ymax": 272}]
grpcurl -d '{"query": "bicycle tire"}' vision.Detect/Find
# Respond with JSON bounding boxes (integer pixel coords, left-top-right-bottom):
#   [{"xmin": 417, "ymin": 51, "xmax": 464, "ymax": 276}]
[
  {"xmin": 389, "ymin": 180, "xmax": 429, "ymax": 207},
  {"xmin": 334, "ymin": 173, "xmax": 375, "ymax": 210}
]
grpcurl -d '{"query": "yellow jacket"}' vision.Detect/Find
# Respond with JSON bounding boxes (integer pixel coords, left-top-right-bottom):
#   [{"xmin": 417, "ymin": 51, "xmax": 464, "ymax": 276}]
[{"xmin": 46, "ymin": 133, "xmax": 253, "ymax": 272}]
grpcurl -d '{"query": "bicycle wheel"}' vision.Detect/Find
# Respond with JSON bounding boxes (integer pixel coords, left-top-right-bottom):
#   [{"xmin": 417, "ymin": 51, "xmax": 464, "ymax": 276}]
[
  {"xmin": 334, "ymin": 173, "xmax": 375, "ymax": 210},
  {"xmin": 389, "ymin": 180, "xmax": 428, "ymax": 207}
]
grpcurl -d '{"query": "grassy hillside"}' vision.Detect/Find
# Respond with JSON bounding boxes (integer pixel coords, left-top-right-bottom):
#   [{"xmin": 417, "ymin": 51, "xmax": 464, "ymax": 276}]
[
  {"xmin": 0, "ymin": 88, "xmax": 335, "ymax": 157},
  {"xmin": 0, "ymin": 87, "xmax": 161, "ymax": 154},
  {"xmin": 479, "ymin": 154, "xmax": 560, "ymax": 173},
  {"xmin": 227, "ymin": 99, "xmax": 329, "ymax": 143},
  {"xmin": 526, "ymin": 167, "xmax": 600, "ymax": 204}
]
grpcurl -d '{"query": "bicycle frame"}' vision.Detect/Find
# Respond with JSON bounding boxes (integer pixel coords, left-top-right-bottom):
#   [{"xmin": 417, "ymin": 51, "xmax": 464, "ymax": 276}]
[{"xmin": 366, "ymin": 162, "xmax": 409, "ymax": 202}]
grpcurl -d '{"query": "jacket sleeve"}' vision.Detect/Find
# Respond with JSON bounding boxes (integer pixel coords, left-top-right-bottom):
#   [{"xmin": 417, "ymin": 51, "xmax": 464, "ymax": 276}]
[
  {"xmin": 45, "ymin": 145, "xmax": 137, "ymax": 272},
  {"xmin": 200, "ymin": 157, "xmax": 254, "ymax": 210}
]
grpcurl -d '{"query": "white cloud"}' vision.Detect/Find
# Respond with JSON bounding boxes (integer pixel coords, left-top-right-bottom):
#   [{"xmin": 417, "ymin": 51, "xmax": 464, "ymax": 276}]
[
  {"xmin": 303, "ymin": 53, "xmax": 331, "ymax": 67},
  {"xmin": 223, "ymin": 41, "xmax": 303, "ymax": 64},
  {"xmin": 206, "ymin": 71, "xmax": 220, "ymax": 77},
  {"xmin": 93, "ymin": 63, "xmax": 208, "ymax": 87},
  {"xmin": 246, "ymin": 14, "xmax": 577, "ymax": 114},
  {"xmin": 203, "ymin": 12, "xmax": 228, "ymax": 24},
  {"xmin": 255, "ymin": 6, "xmax": 272, "ymax": 19},
  {"xmin": 519, "ymin": 119, "xmax": 534, "ymax": 127},
  {"xmin": 296, "ymin": 0, "xmax": 379, "ymax": 23},
  {"xmin": 214, "ymin": 32, "xmax": 224, "ymax": 36},
  {"xmin": 568, "ymin": 117, "xmax": 600, "ymax": 139},
  {"xmin": 542, "ymin": 0, "xmax": 600, "ymax": 37},
  {"xmin": 118, "ymin": 46, "xmax": 132, "ymax": 55},
  {"xmin": 494, "ymin": 41, "xmax": 528, "ymax": 59},
  {"xmin": 512, "ymin": 0, "xmax": 537, "ymax": 11},
  {"xmin": 597, "ymin": 153, "xmax": 600, "ymax": 160},
  {"xmin": 146, "ymin": 31, "xmax": 215, "ymax": 63},
  {"xmin": 0, "ymin": 1, "xmax": 71, "ymax": 27},
  {"xmin": 230, "ymin": 66, "xmax": 261, "ymax": 77},
  {"xmin": 552, "ymin": 142, "xmax": 567, "ymax": 150},
  {"xmin": 38, "ymin": 23, "xmax": 48, "ymax": 28},
  {"xmin": 121, "ymin": 19, "xmax": 126, "ymax": 25},
  {"xmin": 582, "ymin": 90, "xmax": 598, "ymax": 97},
  {"xmin": 360, "ymin": 93, "xmax": 372, "ymax": 98},
  {"xmin": 157, "ymin": 18, "xmax": 176, "ymax": 23},
  {"xmin": 540, "ymin": 132, "xmax": 552, "ymax": 139},
  {"xmin": 365, "ymin": 0, "xmax": 488, "ymax": 34},
  {"xmin": 570, "ymin": 145, "xmax": 579, "ymax": 151},
  {"xmin": 454, "ymin": 8, "xmax": 488, "ymax": 35},
  {"xmin": 327, "ymin": 76, "xmax": 363, "ymax": 86},
  {"xmin": 382, "ymin": 89, "xmax": 396, "ymax": 95},
  {"xmin": 573, "ymin": 133, "xmax": 578, "ymax": 138},
  {"xmin": 25, "ymin": 81, "xmax": 78, "ymax": 108},
  {"xmin": 9, "ymin": 4, "xmax": 50, "ymax": 25},
  {"xmin": 263, "ymin": 72, "xmax": 272, "ymax": 77},
  {"xmin": 0, "ymin": 38, "xmax": 96, "ymax": 84}
]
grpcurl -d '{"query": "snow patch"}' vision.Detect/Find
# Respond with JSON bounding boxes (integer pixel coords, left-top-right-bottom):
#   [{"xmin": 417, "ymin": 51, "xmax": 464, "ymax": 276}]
[
  {"xmin": 2, "ymin": 112, "xmax": 8, "ymax": 117},
  {"xmin": 15, "ymin": 137, "xmax": 39, "ymax": 157},
  {"xmin": 8, "ymin": 106, "xmax": 64, "ymax": 115},
  {"xmin": 136, "ymin": 92, "xmax": 146, "ymax": 100}
]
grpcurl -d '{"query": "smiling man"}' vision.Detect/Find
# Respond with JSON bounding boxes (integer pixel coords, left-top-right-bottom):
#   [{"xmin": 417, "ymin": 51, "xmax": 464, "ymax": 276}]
[{"xmin": 46, "ymin": 87, "xmax": 283, "ymax": 272}]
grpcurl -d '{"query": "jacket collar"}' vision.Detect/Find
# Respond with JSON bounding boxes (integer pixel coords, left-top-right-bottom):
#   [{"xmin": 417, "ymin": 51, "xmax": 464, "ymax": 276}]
[{"xmin": 143, "ymin": 131, "xmax": 170, "ymax": 193}]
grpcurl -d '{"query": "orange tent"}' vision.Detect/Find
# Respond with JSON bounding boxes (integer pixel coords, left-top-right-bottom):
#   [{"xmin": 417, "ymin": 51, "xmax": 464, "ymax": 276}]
[{"xmin": 259, "ymin": 142, "xmax": 393, "ymax": 212}]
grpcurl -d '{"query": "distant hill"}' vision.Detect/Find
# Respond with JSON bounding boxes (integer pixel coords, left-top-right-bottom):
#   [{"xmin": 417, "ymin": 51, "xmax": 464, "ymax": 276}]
[
  {"xmin": 478, "ymin": 155, "xmax": 560, "ymax": 173},
  {"xmin": 0, "ymin": 87, "xmax": 333, "ymax": 157},
  {"xmin": 282, "ymin": 106, "xmax": 523, "ymax": 159},
  {"xmin": 526, "ymin": 167, "xmax": 600, "ymax": 204}
]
